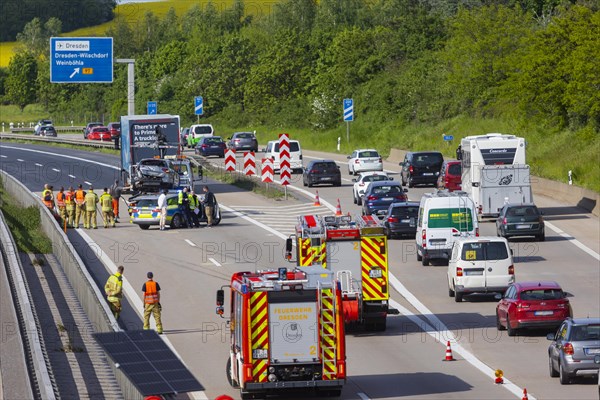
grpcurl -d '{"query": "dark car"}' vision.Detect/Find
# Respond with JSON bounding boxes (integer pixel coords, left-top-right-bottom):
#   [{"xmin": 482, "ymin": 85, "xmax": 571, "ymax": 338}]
[
  {"xmin": 302, "ymin": 160, "xmax": 341, "ymax": 187},
  {"xmin": 437, "ymin": 160, "xmax": 462, "ymax": 191},
  {"xmin": 228, "ymin": 131, "xmax": 259, "ymax": 152},
  {"xmin": 362, "ymin": 181, "xmax": 408, "ymax": 216},
  {"xmin": 383, "ymin": 202, "xmax": 420, "ymax": 239},
  {"xmin": 107, "ymin": 122, "xmax": 121, "ymax": 139},
  {"xmin": 547, "ymin": 317, "xmax": 600, "ymax": 384},
  {"xmin": 39, "ymin": 125, "xmax": 57, "ymax": 137},
  {"xmin": 400, "ymin": 151, "xmax": 444, "ymax": 188},
  {"xmin": 496, "ymin": 203, "xmax": 545, "ymax": 241},
  {"xmin": 496, "ymin": 281, "xmax": 572, "ymax": 336},
  {"xmin": 83, "ymin": 122, "xmax": 103, "ymax": 138},
  {"xmin": 195, "ymin": 136, "xmax": 226, "ymax": 158}
]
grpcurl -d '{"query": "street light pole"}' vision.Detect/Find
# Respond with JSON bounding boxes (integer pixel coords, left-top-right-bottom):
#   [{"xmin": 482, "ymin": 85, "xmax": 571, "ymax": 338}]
[{"xmin": 116, "ymin": 59, "xmax": 135, "ymax": 115}]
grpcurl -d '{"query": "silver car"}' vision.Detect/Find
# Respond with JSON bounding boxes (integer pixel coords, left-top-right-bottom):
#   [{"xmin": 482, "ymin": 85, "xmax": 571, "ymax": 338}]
[
  {"xmin": 132, "ymin": 158, "xmax": 180, "ymax": 192},
  {"xmin": 547, "ymin": 317, "xmax": 600, "ymax": 384}
]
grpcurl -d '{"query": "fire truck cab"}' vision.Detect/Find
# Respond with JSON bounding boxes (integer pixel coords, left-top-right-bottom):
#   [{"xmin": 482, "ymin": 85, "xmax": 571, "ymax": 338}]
[
  {"xmin": 216, "ymin": 266, "xmax": 346, "ymax": 399},
  {"xmin": 286, "ymin": 214, "xmax": 396, "ymax": 331}
]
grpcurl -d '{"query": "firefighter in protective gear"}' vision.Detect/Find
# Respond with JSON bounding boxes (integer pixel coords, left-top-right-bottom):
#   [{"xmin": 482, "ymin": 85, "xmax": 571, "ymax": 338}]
[
  {"xmin": 56, "ymin": 186, "xmax": 67, "ymax": 223},
  {"xmin": 74, "ymin": 184, "xmax": 86, "ymax": 228},
  {"xmin": 65, "ymin": 187, "xmax": 76, "ymax": 228},
  {"xmin": 178, "ymin": 188, "xmax": 193, "ymax": 228},
  {"xmin": 42, "ymin": 184, "xmax": 55, "ymax": 212},
  {"xmin": 100, "ymin": 188, "xmax": 115, "ymax": 228},
  {"xmin": 142, "ymin": 271, "xmax": 162, "ymax": 334},
  {"xmin": 189, "ymin": 190, "xmax": 200, "ymax": 228},
  {"xmin": 84, "ymin": 186, "xmax": 99, "ymax": 229},
  {"xmin": 104, "ymin": 265, "xmax": 124, "ymax": 319}
]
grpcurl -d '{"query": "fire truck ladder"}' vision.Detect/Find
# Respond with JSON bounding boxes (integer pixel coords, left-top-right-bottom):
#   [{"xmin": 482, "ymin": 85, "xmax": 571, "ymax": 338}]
[{"xmin": 318, "ymin": 281, "xmax": 337, "ymax": 380}]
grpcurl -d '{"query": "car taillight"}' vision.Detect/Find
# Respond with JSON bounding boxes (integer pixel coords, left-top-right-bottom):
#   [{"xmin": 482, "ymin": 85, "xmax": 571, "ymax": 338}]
[
  {"xmin": 539, "ymin": 216, "xmax": 544, "ymax": 223},
  {"xmin": 422, "ymin": 229, "xmax": 426, "ymax": 247},
  {"xmin": 394, "ymin": 195, "xmax": 407, "ymax": 200},
  {"xmin": 409, "ymin": 166, "xmax": 414, "ymax": 173},
  {"xmin": 387, "ymin": 217, "xmax": 398, "ymax": 223},
  {"xmin": 355, "ymin": 159, "xmax": 360, "ymax": 164},
  {"xmin": 359, "ymin": 183, "xmax": 365, "ymax": 186},
  {"xmin": 456, "ymin": 267, "xmax": 463, "ymax": 277},
  {"xmin": 451, "ymin": 228, "xmax": 460, "ymax": 235},
  {"xmin": 367, "ymin": 195, "xmax": 377, "ymax": 201},
  {"xmin": 563, "ymin": 342, "xmax": 574, "ymax": 355},
  {"xmin": 503, "ymin": 218, "xmax": 508, "ymax": 225},
  {"xmin": 152, "ymin": 208, "xmax": 160, "ymax": 213},
  {"xmin": 132, "ymin": 208, "xmax": 138, "ymax": 213},
  {"xmin": 517, "ymin": 302, "xmax": 530, "ymax": 309},
  {"xmin": 475, "ymin": 227, "xmax": 479, "ymax": 237},
  {"xmin": 202, "ymin": 144, "xmax": 209, "ymax": 148},
  {"xmin": 162, "ymin": 168, "xmax": 169, "ymax": 172},
  {"xmin": 478, "ymin": 205, "xmax": 483, "ymax": 214},
  {"xmin": 378, "ymin": 157, "xmax": 382, "ymax": 163},
  {"xmin": 234, "ymin": 139, "xmax": 240, "ymax": 143},
  {"xmin": 557, "ymin": 302, "xmax": 568, "ymax": 308},
  {"xmin": 508, "ymin": 265, "xmax": 514, "ymax": 275},
  {"xmin": 310, "ymin": 169, "xmax": 318, "ymax": 174}
]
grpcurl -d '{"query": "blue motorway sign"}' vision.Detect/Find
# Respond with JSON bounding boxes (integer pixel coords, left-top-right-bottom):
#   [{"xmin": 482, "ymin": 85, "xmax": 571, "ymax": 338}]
[
  {"xmin": 443, "ymin": 135, "xmax": 454, "ymax": 141},
  {"xmin": 343, "ymin": 98, "xmax": 354, "ymax": 122},
  {"xmin": 195, "ymin": 96, "xmax": 203, "ymax": 115},
  {"xmin": 50, "ymin": 37, "xmax": 113, "ymax": 83},
  {"xmin": 147, "ymin": 101, "xmax": 157, "ymax": 115}
]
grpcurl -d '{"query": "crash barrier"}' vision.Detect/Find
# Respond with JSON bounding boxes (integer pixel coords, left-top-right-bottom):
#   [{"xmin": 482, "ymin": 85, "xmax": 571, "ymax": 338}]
[
  {"xmin": 9, "ymin": 126, "xmax": 85, "ymax": 133},
  {"xmin": 0, "ymin": 170, "xmax": 143, "ymax": 400},
  {"xmin": 0, "ymin": 212, "xmax": 54, "ymax": 400},
  {"xmin": 0, "ymin": 132, "xmax": 114, "ymax": 149}
]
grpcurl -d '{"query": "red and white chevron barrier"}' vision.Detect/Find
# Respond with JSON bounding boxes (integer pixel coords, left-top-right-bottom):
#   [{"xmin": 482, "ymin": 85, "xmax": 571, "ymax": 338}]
[
  {"xmin": 225, "ymin": 149, "xmax": 236, "ymax": 171},
  {"xmin": 279, "ymin": 133, "xmax": 291, "ymax": 185},
  {"xmin": 243, "ymin": 151, "xmax": 256, "ymax": 176},
  {"xmin": 261, "ymin": 158, "xmax": 273, "ymax": 183}
]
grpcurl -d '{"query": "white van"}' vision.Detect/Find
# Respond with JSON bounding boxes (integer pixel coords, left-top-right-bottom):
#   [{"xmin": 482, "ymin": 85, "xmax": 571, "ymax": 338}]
[
  {"xmin": 416, "ymin": 191, "xmax": 479, "ymax": 266},
  {"xmin": 447, "ymin": 236, "xmax": 515, "ymax": 302},
  {"xmin": 264, "ymin": 140, "xmax": 303, "ymax": 172}
]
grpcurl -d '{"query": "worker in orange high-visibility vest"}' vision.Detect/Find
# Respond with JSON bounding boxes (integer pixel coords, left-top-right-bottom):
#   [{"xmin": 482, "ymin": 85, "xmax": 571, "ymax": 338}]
[
  {"xmin": 55, "ymin": 186, "xmax": 67, "ymax": 224},
  {"xmin": 74, "ymin": 184, "xmax": 86, "ymax": 228},
  {"xmin": 142, "ymin": 271, "xmax": 162, "ymax": 334},
  {"xmin": 65, "ymin": 187, "xmax": 76, "ymax": 228}
]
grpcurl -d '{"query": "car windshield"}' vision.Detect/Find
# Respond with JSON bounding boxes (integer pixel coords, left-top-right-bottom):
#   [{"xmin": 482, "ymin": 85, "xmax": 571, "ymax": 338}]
[
  {"xmin": 413, "ymin": 153, "xmax": 443, "ymax": 166},
  {"xmin": 364, "ymin": 175, "xmax": 388, "ymax": 183},
  {"xmin": 110, "ymin": 123, "xmax": 120, "ymax": 129},
  {"xmin": 372, "ymin": 185, "xmax": 402, "ymax": 195},
  {"xmin": 461, "ymin": 242, "xmax": 509, "ymax": 261},
  {"xmin": 520, "ymin": 289, "xmax": 564, "ymax": 301},
  {"xmin": 569, "ymin": 324, "xmax": 600, "ymax": 341},
  {"xmin": 391, "ymin": 206, "xmax": 418, "ymax": 218},
  {"xmin": 273, "ymin": 142, "xmax": 300, "ymax": 152},
  {"xmin": 507, "ymin": 206, "xmax": 539, "ymax": 216},
  {"xmin": 140, "ymin": 159, "xmax": 167, "ymax": 167},
  {"xmin": 205, "ymin": 137, "xmax": 223, "ymax": 144},
  {"xmin": 235, "ymin": 133, "xmax": 254, "ymax": 139},
  {"xmin": 359, "ymin": 151, "xmax": 379, "ymax": 158},
  {"xmin": 94, "ymin": 128, "xmax": 109, "ymax": 132},
  {"xmin": 448, "ymin": 163, "xmax": 462, "ymax": 175},
  {"xmin": 194, "ymin": 126, "xmax": 213, "ymax": 134},
  {"xmin": 136, "ymin": 199, "xmax": 158, "ymax": 208}
]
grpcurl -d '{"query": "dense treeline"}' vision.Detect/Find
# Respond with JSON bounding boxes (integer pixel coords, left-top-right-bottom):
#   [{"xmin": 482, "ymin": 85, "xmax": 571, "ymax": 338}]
[
  {"xmin": 0, "ymin": 0, "xmax": 115, "ymax": 41},
  {"xmin": 2, "ymin": 0, "xmax": 599, "ymax": 134}
]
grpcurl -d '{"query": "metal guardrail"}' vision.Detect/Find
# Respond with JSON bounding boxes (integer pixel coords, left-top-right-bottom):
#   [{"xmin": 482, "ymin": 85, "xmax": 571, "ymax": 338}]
[
  {"xmin": 0, "ymin": 133, "xmax": 115, "ymax": 149},
  {"xmin": 8, "ymin": 126, "xmax": 85, "ymax": 133}
]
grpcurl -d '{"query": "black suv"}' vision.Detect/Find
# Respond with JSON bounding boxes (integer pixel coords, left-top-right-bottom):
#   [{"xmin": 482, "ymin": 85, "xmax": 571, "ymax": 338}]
[
  {"xmin": 302, "ymin": 160, "xmax": 341, "ymax": 187},
  {"xmin": 400, "ymin": 151, "xmax": 444, "ymax": 188}
]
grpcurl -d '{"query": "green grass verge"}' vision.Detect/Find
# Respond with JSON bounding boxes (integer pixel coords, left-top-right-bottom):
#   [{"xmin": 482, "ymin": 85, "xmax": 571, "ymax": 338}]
[
  {"xmin": 0, "ymin": 104, "xmax": 53, "ymax": 125},
  {"xmin": 0, "ymin": 177, "xmax": 53, "ymax": 253}
]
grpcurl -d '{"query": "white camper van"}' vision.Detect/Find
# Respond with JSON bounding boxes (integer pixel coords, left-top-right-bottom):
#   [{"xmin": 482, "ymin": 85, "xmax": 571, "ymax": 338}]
[{"xmin": 416, "ymin": 191, "xmax": 479, "ymax": 266}]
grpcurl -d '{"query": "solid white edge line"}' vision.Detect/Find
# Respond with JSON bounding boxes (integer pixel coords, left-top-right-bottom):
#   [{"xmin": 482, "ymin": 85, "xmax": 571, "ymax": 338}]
[
  {"xmin": 2, "ymin": 145, "xmax": 120, "ymax": 170},
  {"xmin": 357, "ymin": 393, "xmax": 371, "ymax": 400},
  {"xmin": 209, "ymin": 258, "xmax": 222, "ymax": 267},
  {"xmin": 185, "ymin": 239, "xmax": 197, "ymax": 247},
  {"xmin": 545, "ymin": 221, "xmax": 600, "ymax": 261},
  {"xmin": 388, "ymin": 275, "xmax": 536, "ymax": 400},
  {"xmin": 78, "ymin": 229, "xmax": 209, "ymax": 400}
]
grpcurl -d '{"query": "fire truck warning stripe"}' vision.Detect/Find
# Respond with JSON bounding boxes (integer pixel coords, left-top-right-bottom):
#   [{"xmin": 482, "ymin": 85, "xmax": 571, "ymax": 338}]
[
  {"xmin": 361, "ymin": 240, "xmax": 387, "ymax": 267},
  {"xmin": 361, "ymin": 273, "xmax": 385, "ymax": 298},
  {"xmin": 252, "ymin": 360, "xmax": 268, "ymax": 382}
]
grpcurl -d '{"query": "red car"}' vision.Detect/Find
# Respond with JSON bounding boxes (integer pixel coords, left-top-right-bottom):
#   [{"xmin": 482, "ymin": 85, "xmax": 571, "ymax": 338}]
[
  {"xmin": 88, "ymin": 126, "xmax": 112, "ymax": 141},
  {"xmin": 107, "ymin": 122, "xmax": 120, "ymax": 139},
  {"xmin": 496, "ymin": 281, "xmax": 572, "ymax": 336},
  {"xmin": 437, "ymin": 160, "xmax": 462, "ymax": 191}
]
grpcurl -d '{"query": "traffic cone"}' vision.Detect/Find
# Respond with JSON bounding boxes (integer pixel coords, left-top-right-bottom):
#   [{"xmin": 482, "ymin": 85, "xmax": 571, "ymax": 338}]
[
  {"xmin": 443, "ymin": 341, "xmax": 455, "ymax": 361},
  {"xmin": 521, "ymin": 388, "xmax": 528, "ymax": 400},
  {"xmin": 313, "ymin": 191, "xmax": 321, "ymax": 206},
  {"xmin": 494, "ymin": 369, "xmax": 504, "ymax": 384},
  {"xmin": 335, "ymin": 199, "xmax": 343, "ymax": 216}
]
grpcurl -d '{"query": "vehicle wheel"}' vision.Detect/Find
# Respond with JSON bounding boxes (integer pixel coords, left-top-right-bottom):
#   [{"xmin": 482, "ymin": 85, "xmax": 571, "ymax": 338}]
[
  {"xmin": 408, "ymin": 178, "xmax": 414, "ymax": 188},
  {"xmin": 308, "ymin": 181, "xmax": 313, "ymax": 188},
  {"xmin": 421, "ymin": 256, "xmax": 429, "ymax": 266},
  {"xmin": 537, "ymin": 233, "xmax": 545, "ymax": 241},
  {"xmin": 416, "ymin": 251, "xmax": 423, "ymax": 262},
  {"xmin": 454, "ymin": 292, "xmax": 463, "ymax": 302},
  {"xmin": 348, "ymin": 168, "xmax": 353, "ymax": 176},
  {"xmin": 357, "ymin": 196, "xmax": 362, "ymax": 206},
  {"xmin": 334, "ymin": 180, "xmax": 341, "ymax": 187},
  {"xmin": 448, "ymin": 283, "xmax": 455, "ymax": 297},
  {"xmin": 139, "ymin": 224, "xmax": 150, "ymax": 230},
  {"xmin": 226, "ymin": 357, "xmax": 239, "ymax": 388},
  {"xmin": 353, "ymin": 194, "xmax": 357, "ymax": 204},
  {"xmin": 549, "ymin": 356, "xmax": 559, "ymax": 378},
  {"xmin": 401, "ymin": 176, "xmax": 406, "ymax": 186},
  {"xmin": 496, "ymin": 312, "xmax": 505, "ymax": 331},
  {"xmin": 303, "ymin": 179, "xmax": 307, "ymax": 187},
  {"xmin": 506, "ymin": 315, "xmax": 517, "ymax": 337},
  {"xmin": 559, "ymin": 362, "xmax": 570, "ymax": 384},
  {"xmin": 171, "ymin": 214, "xmax": 183, "ymax": 229}
]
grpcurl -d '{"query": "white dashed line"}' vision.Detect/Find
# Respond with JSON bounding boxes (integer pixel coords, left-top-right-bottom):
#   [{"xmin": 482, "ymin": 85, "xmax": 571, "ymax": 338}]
[
  {"xmin": 0, "ymin": 155, "xmax": 7, "ymax": 158},
  {"xmin": 184, "ymin": 239, "xmax": 197, "ymax": 247},
  {"xmin": 35, "ymin": 163, "xmax": 43, "ymax": 167},
  {"xmin": 17, "ymin": 158, "xmax": 24, "ymax": 162},
  {"xmin": 68, "ymin": 174, "xmax": 76, "ymax": 179},
  {"xmin": 208, "ymin": 258, "xmax": 221, "ymax": 267},
  {"xmin": 52, "ymin": 168, "xmax": 60, "ymax": 172},
  {"xmin": 84, "ymin": 181, "xmax": 92, "ymax": 185}
]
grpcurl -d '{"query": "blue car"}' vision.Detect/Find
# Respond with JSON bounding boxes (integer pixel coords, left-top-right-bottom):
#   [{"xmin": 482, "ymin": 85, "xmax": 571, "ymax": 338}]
[
  {"xmin": 195, "ymin": 136, "xmax": 226, "ymax": 158},
  {"xmin": 361, "ymin": 181, "xmax": 408, "ymax": 217}
]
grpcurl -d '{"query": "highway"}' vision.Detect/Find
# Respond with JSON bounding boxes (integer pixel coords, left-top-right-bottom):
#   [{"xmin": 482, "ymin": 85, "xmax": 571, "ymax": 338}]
[{"xmin": 1, "ymin": 142, "xmax": 598, "ymax": 400}]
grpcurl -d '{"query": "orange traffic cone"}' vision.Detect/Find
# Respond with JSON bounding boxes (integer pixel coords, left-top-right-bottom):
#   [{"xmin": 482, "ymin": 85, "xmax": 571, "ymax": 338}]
[
  {"xmin": 521, "ymin": 388, "xmax": 528, "ymax": 400},
  {"xmin": 494, "ymin": 369, "xmax": 504, "ymax": 384},
  {"xmin": 335, "ymin": 199, "xmax": 343, "ymax": 216},
  {"xmin": 443, "ymin": 341, "xmax": 455, "ymax": 361},
  {"xmin": 314, "ymin": 191, "xmax": 321, "ymax": 206}
]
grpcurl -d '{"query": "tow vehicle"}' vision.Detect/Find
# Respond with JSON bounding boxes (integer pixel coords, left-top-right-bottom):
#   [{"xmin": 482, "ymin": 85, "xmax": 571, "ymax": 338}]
[
  {"xmin": 216, "ymin": 266, "xmax": 346, "ymax": 399},
  {"xmin": 286, "ymin": 214, "xmax": 398, "ymax": 331}
]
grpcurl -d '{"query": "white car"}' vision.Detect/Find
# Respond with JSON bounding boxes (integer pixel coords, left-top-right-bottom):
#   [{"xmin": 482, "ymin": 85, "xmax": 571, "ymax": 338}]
[
  {"xmin": 347, "ymin": 149, "xmax": 383, "ymax": 175},
  {"xmin": 352, "ymin": 171, "xmax": 392, "ymax": 205}
]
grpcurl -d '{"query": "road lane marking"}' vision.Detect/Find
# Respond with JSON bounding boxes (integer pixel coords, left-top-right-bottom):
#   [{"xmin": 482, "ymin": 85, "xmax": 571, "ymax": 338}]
[
  {"xmin": 35, "ymin": 163, "xmax": 43, "ymax": 167},
  {"xmin": 68, "ymin": 174, "xmax": 76, "ymax": 179},
  {"xmin": 388, "ymin": 276, "xmax": 536, "ymax": 400},
  {"xmin": 17, "ymin": 158, "xmax": 24, "ymax": 162},
  {"xmin": 1, "ymin": 145, "xmax": 120, "ymax": 170},
  {"xmin": 545, "ymin": 221, "xmax": 599, "ymax": 261},
  {"xmin": 357, "ymin": 393, "xmax": 371, "ymax": 400},
  {"xmin": 209, "ymin": 258, "xmax": 221, "ymax": 267},
  {"xmin": 52, "ymin": 168, "xmax": 60, "ymax": 172},
  {"xmin": 185, "ymin": 239, "xmax": 197, "ymax": 247},
  {"xmin": 84, "ymin": 181, "xmax": 91, "ymax": 185},
  {"xmin": 0, "ymin": 155, "xmax": 6, "ymax": 158},
  {"xmin": 302, "ymin": 155, "xmax": 399, "ymax": 174}
]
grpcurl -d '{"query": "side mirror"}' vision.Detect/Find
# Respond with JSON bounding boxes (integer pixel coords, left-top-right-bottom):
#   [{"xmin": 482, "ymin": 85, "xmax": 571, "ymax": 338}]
[
  {"xmin": 285, "ymin": 238, "xmax": 293, "ymax": 261},
  {"xmin": 403, "ymin": 188, "xmax": 408, "ymax": 193},
  {"xmin": 216, "ymin": 289, "xmax": 225, "ymax": 317},
  {"xmin": 346, "ymin": 156, "xmax": 351, "ymax": 159},
  {"xmin": 546, "ymin": 333, "xmax": 555, "ymax": 341},
  {"xmin": 389, "ymin": 177, "xmax": 393, "ymax": 180},
  {"xmin": 352, "ymin": 178, "xmax": 357, "ymax": 182},
  {"xmin": 510, "ymin": 249, "xmax": 514, "ymax": 255},
  {"xmin": 399, "ymin": 162, "xmax": 404, "ymax": 166}
]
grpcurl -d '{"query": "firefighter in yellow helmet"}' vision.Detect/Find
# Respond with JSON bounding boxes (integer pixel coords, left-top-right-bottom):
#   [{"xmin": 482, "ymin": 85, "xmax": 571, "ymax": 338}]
[
  {"xmin": 65, "ymin": 187, "xmax": 76, "ymax": 228},
  {"xmin": 99, "ymin": 187, "xmax": 115, "ymax": 228},
  {"xmin": 41, "ymin": 184, "xmax": 55, "ymax": 213},
  {"xmin": 84, "ymin": 186, "xmax": 99, "ymax": 229},
  {"xmin": 104, "ymin": 265, "xmax": 124, "ymax": 319}
]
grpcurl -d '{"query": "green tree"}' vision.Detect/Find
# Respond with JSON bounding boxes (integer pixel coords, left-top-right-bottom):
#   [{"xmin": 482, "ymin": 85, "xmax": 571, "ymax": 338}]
[
  {"xmin": 6, "ymin": 51, "xmax": 38, "ymax": 110},
  {"xmin": 16, "ymin": 17, "xmax": 62, "ymax": 59}
]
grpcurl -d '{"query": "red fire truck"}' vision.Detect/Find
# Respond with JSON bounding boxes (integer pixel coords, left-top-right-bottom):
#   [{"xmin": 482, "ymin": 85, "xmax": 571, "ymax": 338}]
[
  {"xmin": 216, "ymin": 266, "xmax": 346, "ymax": 399},
  {"xmin": 286, "ymin": 214, "xmax": 397, "ymax": 331}
]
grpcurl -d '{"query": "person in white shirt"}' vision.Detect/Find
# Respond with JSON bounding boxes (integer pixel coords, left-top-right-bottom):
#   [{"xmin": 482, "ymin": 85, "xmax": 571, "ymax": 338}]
[{"xmin": 157, "ymin": 190, "xmax": 168, "ymax": 230}]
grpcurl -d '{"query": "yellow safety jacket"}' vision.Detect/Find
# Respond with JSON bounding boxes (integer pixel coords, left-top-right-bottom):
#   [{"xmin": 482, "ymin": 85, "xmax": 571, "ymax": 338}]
[
  {"xmin": 100, "ymin": 193, "xmax": 113, "ymax": 212},
  {"xmin": 105, "ymin": 272, "xmax": 123, "ymax": 302},
  {"xmin": 84, "ymin": 191, "xmax": 98, "ymax": 211}
]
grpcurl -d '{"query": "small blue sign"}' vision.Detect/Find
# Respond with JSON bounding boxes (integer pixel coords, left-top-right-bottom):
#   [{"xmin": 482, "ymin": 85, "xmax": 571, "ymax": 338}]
[
  {"xmin": 147, "ymin": 101, "xmax": 157, "ymax": 115},
  {"xmin": 444, "ymin": 135, "xmax": 454, "ymax": 141},
  {"xmin": 343, "ymin": 98, "xmax": 354, "ymax": 122},
  {"xmin": 50, "ymin": 37, "xmax": 113, "ymax": 83},
  {"xmin": 195, "ymin": 96, "xmax": 203, "ymax": 115}
]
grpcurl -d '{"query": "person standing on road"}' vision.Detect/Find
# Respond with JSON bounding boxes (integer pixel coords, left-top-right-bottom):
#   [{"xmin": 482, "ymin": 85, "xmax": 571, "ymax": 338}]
[
  {"xmin": 189, "ymin": 190, "xmax": 200, "ymax": 228},
  {"xmin": 178, "ymin": 187, "xmax": 193, "ymax": 228},
  {"xmin": 142, "ymin": 272, "xmax": 163, "ymax": 334},
  {"xmin": 84, "ymin": 186, "xmax": 99, "ymax": 229},
  {"xmin": 55, "ymin": 186, "xmax": 67, "ymax": 224},
  {"xmin": 202, "ymin": 185, "xmax": 216, "ymax": 227},
  {"xmin": 100, "ymin": 187, "xmax": 115, "ymax": 228},
  {"xmin": 42, "ymin": 184, "xmax": 55, "ymax": 213},
  {"xmin": 157, "ymin": 189, "xmax": 168, "ymax": 231},
  {"xmin": 74, "ymin": 184, "xmax": 86, "ymax": 228},
  {"xmin": 104, "ymin": 265, "xmax": 124, "ymax": 319},
  {"xmin": 109, "ymin": 180, "xmax": 123, "ymax": 223},
  {"xmin": 65, "ymin": 186, "xmax": 76, "ymax": 228}
]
